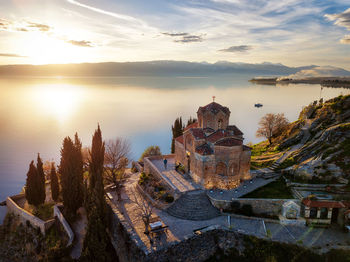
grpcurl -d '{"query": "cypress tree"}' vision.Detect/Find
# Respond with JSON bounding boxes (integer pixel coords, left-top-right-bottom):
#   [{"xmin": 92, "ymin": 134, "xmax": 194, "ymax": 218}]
[
  {"xmin": 50, "ymin": 163, "xmax": 59, "ymax": 202},
  {"xmin": 74, "ymin": 133, "xmax": 84, "ymax": 209},
  {"xmin": 36, "ymin": 154, "xmax": 46, "ymax": 205},
  {"xmin": 59, "ymin": 135, "xmax": 84, "ymax": 217},
  {"xmin": 83, "ymin": 125, "xmax": 110, "ymax": 261},
  {"xmin": 25, "ymin": 161, "xmax": 40, "ymax": 206},
  {"xmin": 171, "ymin": 117, "xmax": 184, "ymax": 153}
]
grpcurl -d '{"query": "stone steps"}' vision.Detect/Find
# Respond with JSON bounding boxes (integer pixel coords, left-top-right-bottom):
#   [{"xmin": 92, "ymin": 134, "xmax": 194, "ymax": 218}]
[{"xmin": 166, "ymin": 190, "xmax": 220, "ymax": 221}]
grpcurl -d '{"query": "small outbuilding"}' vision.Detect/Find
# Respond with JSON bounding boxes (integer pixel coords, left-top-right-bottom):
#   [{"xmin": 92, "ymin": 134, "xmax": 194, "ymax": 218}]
[{"xmin": 282, "ymin": 200, "xmax": 300, "ymax": 219}]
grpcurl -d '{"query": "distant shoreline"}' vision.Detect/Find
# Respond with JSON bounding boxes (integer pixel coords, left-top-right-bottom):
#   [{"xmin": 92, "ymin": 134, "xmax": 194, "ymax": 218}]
[{"xmin": 250, "ymin": 76, "xmax": 350, "ymax": 88}]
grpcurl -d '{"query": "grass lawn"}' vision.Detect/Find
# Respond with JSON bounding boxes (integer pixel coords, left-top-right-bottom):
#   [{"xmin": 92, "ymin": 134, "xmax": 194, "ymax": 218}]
[{"xmin": 242, "ymin": 177, "xmax": 293, "ymax": 199}]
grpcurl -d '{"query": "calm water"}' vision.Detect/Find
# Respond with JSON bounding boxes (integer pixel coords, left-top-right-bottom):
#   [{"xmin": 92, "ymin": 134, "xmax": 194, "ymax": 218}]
[{"xmin": 1, "ymin": 75, "xmax": 349, "ymax": 223}]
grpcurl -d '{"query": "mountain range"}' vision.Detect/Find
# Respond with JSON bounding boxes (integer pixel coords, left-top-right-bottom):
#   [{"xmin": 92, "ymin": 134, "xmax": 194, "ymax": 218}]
[{"xmin": 0, "ymin": 61, "xmax": 325, "ymax": 77}]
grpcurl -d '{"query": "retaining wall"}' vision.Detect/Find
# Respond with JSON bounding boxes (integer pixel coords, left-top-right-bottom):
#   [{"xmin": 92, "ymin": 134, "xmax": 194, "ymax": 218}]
[
  {"xmin": 54, "ymin": 204, "xmax": 74, "ymax": 247},
  {"xmin": 207, "ymin": 195, "xmax": 300, "ymax": 217},
  {"xmin": 6, "ymin": 194, "xmax": 55, "ymax": 235},
  {"xmin": 143, "ymin": 155, "xmax": 180, "ymax": 198}
]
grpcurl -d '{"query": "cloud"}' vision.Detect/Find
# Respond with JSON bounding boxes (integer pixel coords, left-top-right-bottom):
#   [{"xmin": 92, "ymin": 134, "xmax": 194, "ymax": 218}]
[
  {"xmin": 218, "ymin": 45, "xmax": 253, "ymax": 52},
  {"xmin": 162, "ymin": 32, "xmax": 188, "ymax": 37},
  {"xmin": 325, "ymin": 8, "xmax": 350, "ymax": 44},
  {"xmin": 162, "ymin": 32, "xmax": 204, "ymax": 43},
  {"xmin": 65, "ymin": 39, "xmax": 94, "ymax": 47},
  {"xmin": 341, "ymin": 35, "xmax": 350, "ymax": 44},
  {"xmin": 0, "ymin": 53, "xmax": 26, "ymax": 57},
  {"xmin": 325, "ymin": 8, "xmax": 350, "ymax": 30},
  {"xmin": 174, "ymin": 35, "xmax": 203, "ymax": 43},
  {"xmin": 27, "ymin": 22, "xmax": 51, "ymax": 32},
  {"xmin": 66, "ymin": 0, "xmax": 144, "ymax": 25}
]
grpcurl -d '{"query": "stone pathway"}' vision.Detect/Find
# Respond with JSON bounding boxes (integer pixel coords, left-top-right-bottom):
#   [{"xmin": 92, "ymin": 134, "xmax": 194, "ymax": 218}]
[
  {"xmin": 70, "ymin": 207, "xmax": 87, "ymax": 259},
  {"xmin": 151, "ymin": 157, "xmax": 198, "ymax": 192},
  {"xmin": 207, "ymin": 176, "xmax": 278, "ymax": 200},
  {"xmin": 166, "ymin": 190, "xmax": 220, "ymax": 220}
]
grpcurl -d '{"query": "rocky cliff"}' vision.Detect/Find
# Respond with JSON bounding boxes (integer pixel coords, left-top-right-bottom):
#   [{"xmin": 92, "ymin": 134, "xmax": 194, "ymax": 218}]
[{"xmin": 274, "ymin": 94, "xmax": 350, "ymax": 182}]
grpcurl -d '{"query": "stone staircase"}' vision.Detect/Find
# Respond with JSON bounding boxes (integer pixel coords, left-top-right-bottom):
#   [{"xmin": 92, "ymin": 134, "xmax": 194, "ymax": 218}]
[{"xmin": 166, "ymin": 190, "xmax": 220, "ymax": 221}]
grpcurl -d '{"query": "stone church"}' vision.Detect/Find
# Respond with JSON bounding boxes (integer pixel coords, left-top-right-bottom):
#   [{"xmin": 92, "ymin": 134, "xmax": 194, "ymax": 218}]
[{"xmin": 175, "ymin": 101, "xmax": 251, "ymax": 189}]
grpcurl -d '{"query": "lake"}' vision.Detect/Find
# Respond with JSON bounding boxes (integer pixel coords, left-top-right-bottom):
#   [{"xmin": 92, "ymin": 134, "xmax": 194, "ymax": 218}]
[{"xmin": 1, "ymin": 74, "xmax": 349, "ymax": 223}]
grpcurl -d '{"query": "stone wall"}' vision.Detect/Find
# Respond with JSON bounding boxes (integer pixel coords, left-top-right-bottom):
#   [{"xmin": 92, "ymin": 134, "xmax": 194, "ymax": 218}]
[
  {"xmin": 54, "ymin": 204, "xmax": 74, "ymax": 247},
  {"xmin": 6, "ymin": 194, "xmax": 55, "ymax": 235},
  {"xmin": 207, "ymin": 195, "xmax": 300, "ymax": 217},
  {"xmin": 143, "ymin": 155, "xmax": 180, "ymax": 198},
  {"xmin": 107, "ymin": 197, "xmax": 248, "ymax": 262}
]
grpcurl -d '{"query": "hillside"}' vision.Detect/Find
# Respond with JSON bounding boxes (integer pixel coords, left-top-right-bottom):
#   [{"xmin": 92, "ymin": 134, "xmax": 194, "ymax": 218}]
[
  {"xmin": 253, "ymin": 94, "xmax": 350, "ymax": 184},
  {"xmin": 0, "ymin": 61, "xmax": 316, "ymax": 77}
]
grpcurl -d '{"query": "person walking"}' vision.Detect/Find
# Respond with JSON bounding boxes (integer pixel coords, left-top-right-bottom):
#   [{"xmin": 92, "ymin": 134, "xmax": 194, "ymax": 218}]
[{"xmin": 163, "ymin": 158, "xmax": 168, "ymax": 170}]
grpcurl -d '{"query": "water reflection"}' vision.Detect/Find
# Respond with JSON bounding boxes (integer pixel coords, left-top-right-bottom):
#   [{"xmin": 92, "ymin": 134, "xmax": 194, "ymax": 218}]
[
  {"xmin": 0, "ymin": 76, "xmax": 349, "ymax": 223},
  {"xmin": 31, "ymin": 84, "xmax": 85, "ymax": 122}
]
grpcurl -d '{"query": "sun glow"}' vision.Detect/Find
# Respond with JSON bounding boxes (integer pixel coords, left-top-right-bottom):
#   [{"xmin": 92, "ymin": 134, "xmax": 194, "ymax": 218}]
[
  {"xmin": 32, "ymin": 84, "xmax": 85, "ymax": 121},
  {"xmin": 22, "ymin": 32, "xmax": 88, "ymax": 64}
]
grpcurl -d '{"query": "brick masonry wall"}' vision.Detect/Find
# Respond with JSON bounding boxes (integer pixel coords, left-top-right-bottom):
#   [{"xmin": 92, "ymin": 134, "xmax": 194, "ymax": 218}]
[{"xmin": 6, "ymin": 194, "xmax": 55, "ymax": 235}]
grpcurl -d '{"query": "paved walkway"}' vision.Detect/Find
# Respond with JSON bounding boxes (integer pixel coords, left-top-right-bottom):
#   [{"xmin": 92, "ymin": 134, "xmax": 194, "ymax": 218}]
[
  {"xmin": 70, "ymin": 207, "xmax": 88, "ymax": 259},
  {"xmin": 110, "ymin": 172, "xmax": 350, "ymax": 254},
  {"xmin": 151, "ymin": 157, "xmax": 198, "ymax": 192},
  {"xmin": 207, "ymin": 176, "xmax": 279, "ymax": 200}
]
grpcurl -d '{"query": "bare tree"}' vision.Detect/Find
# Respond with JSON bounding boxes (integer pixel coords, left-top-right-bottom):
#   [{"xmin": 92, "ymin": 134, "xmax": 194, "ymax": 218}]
[
  {"xmin": 129, "ymin": 186, "xmax": 153, "ymax": 234},
  {"xmin": 104, "ymin": 138, "xmax": 131, "ymax": 199},
  {"xmin": 256, "ymin": 113, "xmax": 289, "ymax": 145}
]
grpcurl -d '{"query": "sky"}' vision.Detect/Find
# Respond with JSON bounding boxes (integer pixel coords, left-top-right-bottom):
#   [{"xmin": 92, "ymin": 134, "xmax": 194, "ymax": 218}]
[{"xmin": 0, "ymin": 0, "xmax": 350, "ymax": 69}]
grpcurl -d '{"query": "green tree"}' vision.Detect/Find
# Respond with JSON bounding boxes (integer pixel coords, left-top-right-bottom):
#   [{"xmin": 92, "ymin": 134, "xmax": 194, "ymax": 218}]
[
  {"xmin": 139, "ymin": 145, "xmax": 162, "ymax": 161},
  {"xmin": 50, "ymin": 163, "xmax": 59, "ymax": 202},
  {"xmin": 59, "ymin": 135, "xmax": 84, "ymax": 218},
  {"xmin": 36, "ymin": 154, "xmax": 46, "ymax": 205},
  {"xmin": 25, "ymin": 161, "xmax": 41, "ymax": 206},
  {"xmin": 83, "ymin": 125, "xmax": 110, "ymax": 261},
  {"xmin": 186, "ymin": 116, "xmax": 197, "ymax": 127},
  {"xmin": 171, "ymin": 117, "xmax": 183, "ymax": 153}
]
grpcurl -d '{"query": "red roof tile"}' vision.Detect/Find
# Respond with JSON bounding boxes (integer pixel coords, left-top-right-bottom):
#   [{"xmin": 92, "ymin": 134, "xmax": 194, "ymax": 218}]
[
  {"xmin": 226, "ymin": 125, "xmax": 243, "ymax": 136},
  {"xmin": 197, "ymin": 102, "xmax": 230, "ymax": 115},
  {"xmin": 195, "ymin": 143, "xmax": 213, "ymax": 155},
  {"xmin": 302, "ymin": 199, "xmax": 346, "ymax": 208},
  {"xmin": 184, "ymin": 122, "xmax": 198, "ymax": 131},
  {"xmin": 189, "ymin": 128, "xmax": 206, "ymax": 140},
  {"xmin": 175, "ymin": 135, "xmax": 184, "ymax": 144},
  {"xmin": 206, "ymin": 129, "xmax": 229, "ymax": 143},
  {"xmin": 215, "ymin": 137, "xmax": 243, "ymax": 147}
]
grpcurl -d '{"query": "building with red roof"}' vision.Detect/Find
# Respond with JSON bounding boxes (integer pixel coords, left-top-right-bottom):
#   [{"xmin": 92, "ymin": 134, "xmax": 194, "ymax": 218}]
[{"xmin": 174, "ymin": 100, "xmax": 251, "ymax": 189}]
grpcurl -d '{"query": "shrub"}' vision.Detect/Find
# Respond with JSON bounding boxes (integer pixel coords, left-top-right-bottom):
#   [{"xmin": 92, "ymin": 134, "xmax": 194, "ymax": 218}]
[
  {"xmin": 164, "ymin": 194, "xmax": 174, "ymax": 203},
  {"xmin": 240, "ymin": 204, "xmax": 253, "ymax": 216},
  {"xmin": 138, "ymin": 172, "xmax": 150, "ymax": 185},
  {"xmin": 230, "ymin": 201, "xmax": 241, "ymax": 212}
]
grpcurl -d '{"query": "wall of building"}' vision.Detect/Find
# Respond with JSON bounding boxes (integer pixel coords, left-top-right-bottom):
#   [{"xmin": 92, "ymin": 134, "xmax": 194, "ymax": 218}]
[
  {"xmin": 6, "ymin": 194, "xmax": 55, "ymax": 235},
  {"xmin": 198, "ymin": 110, "xmax": 230, "ymax": 130}
]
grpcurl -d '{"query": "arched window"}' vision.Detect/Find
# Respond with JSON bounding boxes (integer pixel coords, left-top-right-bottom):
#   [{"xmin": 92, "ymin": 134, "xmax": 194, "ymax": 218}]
[
  {"xmin": 216, "ymin": 162, "xmax": 227, "ymax": 176},
  {"xmin": 218, "ymin": 119, "xmax": 223, "ymax": 129}
]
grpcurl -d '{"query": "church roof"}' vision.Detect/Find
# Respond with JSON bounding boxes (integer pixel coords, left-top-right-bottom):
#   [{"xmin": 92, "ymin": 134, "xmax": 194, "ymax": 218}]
[
  {"xmin": 184, "ymin": 121, "xmax": 198, "ymax": 131},
  {"xmin": 175, "ymin": 135, "xmax": 184, "ymax": 144},
  {"xmin": 206, "ymin": 129, "xmax": 230, "ymax": 143},
  {"xmin": 227, "ymin": 125, "xmax": 243, "ymax": 136},
  {"xmin": 197, "ymin": 102, "xmax": 230, "ymax": 115},
  {"xmin": 195, "ymin": 143, "xmax": 213, "ymax": 155},
  {"xmin": 189, "ymin": 128, "xmax": 206, "ymax": 140},
  {"xmin": 214, "ymin": 137, "xmax": 243, "ymax": 147}
]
